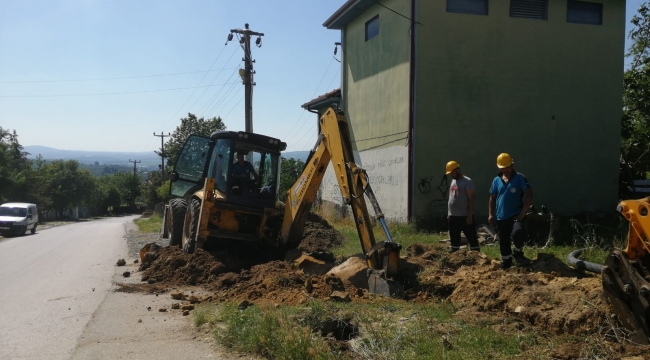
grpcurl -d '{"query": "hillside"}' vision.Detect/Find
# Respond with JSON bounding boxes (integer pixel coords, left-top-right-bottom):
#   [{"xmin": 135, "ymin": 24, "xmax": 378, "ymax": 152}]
[
  {"xmin": 24, "ymin": 145, "xmax": 309, "ymax": 165},
  {"xmin": 24, "ymin": 145, "xmax": 160, "ymax": 168}
]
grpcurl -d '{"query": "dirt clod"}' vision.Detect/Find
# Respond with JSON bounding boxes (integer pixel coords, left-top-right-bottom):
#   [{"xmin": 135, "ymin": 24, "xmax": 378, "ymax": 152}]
[
  {"xmin": 181, "ymin": 304, "xmax": 194, "ymax": 311},
  {"xmin": 159, "ymin": 308, "xmax": 167, "ymax": 312},
  {"xmin": 170, "ymin": 291, "xmax": 183, "ymax": 300},
  {"xmin": 171, "ymin": 303, "xmax": 180, "ymax": 310},
  {"xmin": 122, "ymin": 271, "xmax": 130, "ymax": 277},
  {"xmin": 182, "ymin": 310, "xmax": 189, "ymax": 316},
  {"xmin": 116, "ymin": 259, "xmax": 126, "ymax": 266}
]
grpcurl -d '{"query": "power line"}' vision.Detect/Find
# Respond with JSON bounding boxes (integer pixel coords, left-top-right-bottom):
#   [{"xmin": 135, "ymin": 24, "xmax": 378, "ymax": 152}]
[
  {"xmin": 353, "ymin": 131, "xmax": 409, "ymax": 142},
  {"xmin": 286, "ymin": 67, "xmax": 341, "ymax": 146},
  {"xmin": 223, "ymin": 95, "xmax": 244, "ymax": 119},
  {"xmin": 160, "ymin": 44, "xmax": 231, "ymax": 132},
  {"xmin": 283, "ymin": 57, "xmax": 336, "ymax": 142},
  {"xmin": 199, "ymin": 66, "xmax": 240, "ymax": 116},
  {"xmin": 0, "ymin": 82, "xmax": 240, "ymax": 98},
  {"xmin": 205, "ymin": 78, "xmax": 239, "ymax": 117},
  {"xmin": 0, "ymin": 68, "xmax": 239, "ymax": 84},
  {"xmin": 374, "ymin": 0, "xmax": 422, "ymax": 26},
  {"xmin": 185, "ymin": 49, "xmax": 240, "ymax": 113},
  {"xmin": 210, "ymin": 87, "xmax": 243, "ymax": 119}
]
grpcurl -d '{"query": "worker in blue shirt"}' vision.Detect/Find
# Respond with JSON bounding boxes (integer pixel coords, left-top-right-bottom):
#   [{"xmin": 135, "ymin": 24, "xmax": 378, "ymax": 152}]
[{"xmin": 488, "ymin": 153, "xmax": 533, "ymax": 269}]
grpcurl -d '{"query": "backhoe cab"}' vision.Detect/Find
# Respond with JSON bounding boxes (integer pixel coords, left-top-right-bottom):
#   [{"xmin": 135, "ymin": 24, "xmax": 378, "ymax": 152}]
[{"xmin": 161, "ymin": 105, "xmax": 402, "ymax": 298}]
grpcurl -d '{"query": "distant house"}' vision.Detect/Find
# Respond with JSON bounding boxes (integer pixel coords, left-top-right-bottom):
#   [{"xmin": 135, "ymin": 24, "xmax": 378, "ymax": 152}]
[{"xmin": 320, "ymin": 0, "xmax": 625, "ymax": 226}]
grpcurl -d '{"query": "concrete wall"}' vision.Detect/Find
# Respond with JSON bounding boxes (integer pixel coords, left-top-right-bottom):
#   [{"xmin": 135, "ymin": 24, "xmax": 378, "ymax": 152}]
[
  {"xmin": 319, "ymin": 145, "xmax": 409, "ymax": 221},
  {"xmin": 413, "ymin": 0, "xmax": 625, "ymax": 225},
  {"xmin": 318, "ymin": 0, "xmax": 412, "ymax": 220}
]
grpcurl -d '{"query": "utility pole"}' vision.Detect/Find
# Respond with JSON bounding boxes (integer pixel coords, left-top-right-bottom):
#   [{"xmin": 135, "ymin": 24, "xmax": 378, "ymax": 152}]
[
  {"xmin": 129, "ymin": 159, "xmax": 141, "ymax": 178},
  {"xmin": 226, "ymin": 23, "xmax": 264, "ymax": 133},
  {"xmin": 153, "ymin": 132, "xmax": 170, "ymax": 180}
]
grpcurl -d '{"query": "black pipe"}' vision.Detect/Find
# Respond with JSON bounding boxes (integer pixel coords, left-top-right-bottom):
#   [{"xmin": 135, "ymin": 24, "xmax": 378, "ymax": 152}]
[{"xmin": 567, "ymin": 248, "xmax": 603, "ymax": 274}]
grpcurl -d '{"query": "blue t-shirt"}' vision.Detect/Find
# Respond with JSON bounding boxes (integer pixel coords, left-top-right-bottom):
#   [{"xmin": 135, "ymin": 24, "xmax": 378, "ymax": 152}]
[
  {"xmin": 489, "ymin": 172, "xmax": 530, "ymax": 220},
  {"xmin": 233, "ymin": 161, "xmax": 255, "ymax": 178}
]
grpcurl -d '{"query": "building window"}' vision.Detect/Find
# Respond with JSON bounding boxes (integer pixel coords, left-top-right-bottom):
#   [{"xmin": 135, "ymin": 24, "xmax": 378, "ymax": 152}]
[
  {"xmin": 510, "ymin": 0, "xmax": 548, "ymax": 20},
  {"xmin": 365, "ymin": 15, "xmax": 379, "ymax": 41},
  {"xmin": 567, "ymin": 1, "xmax": 602, "ymax": 25},
  {"xmin": 446, "ymin": 0, "xmax": 489, "ymax": 15}
]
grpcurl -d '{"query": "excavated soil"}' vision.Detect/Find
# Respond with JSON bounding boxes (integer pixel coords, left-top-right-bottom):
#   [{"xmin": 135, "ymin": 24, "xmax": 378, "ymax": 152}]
[{"xmin": 128, "ymin": 214, "xmax": 650, "ymax": 356}]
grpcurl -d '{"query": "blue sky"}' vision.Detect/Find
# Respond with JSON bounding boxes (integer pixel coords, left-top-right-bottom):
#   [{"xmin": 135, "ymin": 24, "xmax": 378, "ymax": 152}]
[{"xmin": 0, "ymin": 0, "xmax": 646, "ymax": 153}]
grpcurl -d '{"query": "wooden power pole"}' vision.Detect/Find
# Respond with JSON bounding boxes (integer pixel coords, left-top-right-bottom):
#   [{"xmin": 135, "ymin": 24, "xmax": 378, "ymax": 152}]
[{"xmin": 226, "ymin": 23, "xmax": 264, "ymax": 133}]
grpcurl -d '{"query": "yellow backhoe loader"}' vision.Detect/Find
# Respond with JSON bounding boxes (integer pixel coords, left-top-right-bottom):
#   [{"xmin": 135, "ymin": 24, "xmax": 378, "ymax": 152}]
[
  {"xmin": 161, "ymin": 105, "xmax": 402, "ymax": 297},
  {"xmin": 601, "ymin": 198, "xmax": 650, "ymax": 344}
]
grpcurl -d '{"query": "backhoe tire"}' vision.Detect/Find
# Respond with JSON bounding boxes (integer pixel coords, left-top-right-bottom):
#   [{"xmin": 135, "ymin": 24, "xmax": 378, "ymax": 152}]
[
  {"xmin": 169, "ymin": 198, "xmax": 187, "ymax": 247},
  {"xmin": 31, "ymin": 223, "xmax": 37, "ymax": 234},
  {"xmin": 182, "ymin": 198, "xmax": 201, "ymax": 254}
]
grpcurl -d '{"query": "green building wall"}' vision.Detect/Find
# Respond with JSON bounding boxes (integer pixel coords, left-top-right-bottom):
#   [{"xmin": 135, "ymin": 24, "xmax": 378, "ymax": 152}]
[
  {"xmin": 326, "ymin": 0, "xmax": 412, "ymax": 220},
  {"xmin": 413, "ymin": 0, "xmax": 626, "ymax": 224}
]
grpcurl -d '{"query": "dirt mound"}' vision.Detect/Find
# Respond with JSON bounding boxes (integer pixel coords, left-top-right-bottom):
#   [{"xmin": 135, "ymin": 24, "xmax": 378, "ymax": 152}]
[
  {"xmin": 141, "ymin": 247, "xmax": 237, "ymax": 286},
  {"xmin": 208, "ymin": 261, "xmax": 352, "ymax": 306},
  {"xmin": 136, "ymin": 217, "xmax": 610, "ymax": 338},
  {"xmin": 414, "ymin": 249, "xmax": 606, "ymax": 335},
  {"xmin": 298, "ymin": 213, "xmax": 345, "ymax": 253}
]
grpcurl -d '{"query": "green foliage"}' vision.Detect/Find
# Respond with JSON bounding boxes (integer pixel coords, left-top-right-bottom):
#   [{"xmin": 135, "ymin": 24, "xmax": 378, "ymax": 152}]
[
  {"xmin": 156, "ymin": 181, "xmax": 171, "ymax": 200},
  {"xmin": 140, "ymin": 171, "xmax": 169, "ymax": 209},
  {"xmin": 280, "ymin": 157, "xmax": 305, "ymax": 201},
  {"xmin": 161, "ymin": 113, "xmax": 226, "ymax": 171},
  {"xmin": 623, "ymin": 3, "xmax": 650, "ymax": 177}
]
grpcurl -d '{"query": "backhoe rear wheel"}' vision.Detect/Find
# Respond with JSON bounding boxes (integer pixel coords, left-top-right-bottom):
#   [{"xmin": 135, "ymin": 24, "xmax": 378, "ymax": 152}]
[
  {"xmin": 169, "ymin": 198, "xmax": 187, "ymax": 247},
  {"xmin": 182, "ymin": 198, "xmax": 203, "ymax": 254}
]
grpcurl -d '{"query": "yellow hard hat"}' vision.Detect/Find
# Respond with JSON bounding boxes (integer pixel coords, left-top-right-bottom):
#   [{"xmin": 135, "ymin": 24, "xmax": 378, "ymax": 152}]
[
  {"xmin": 445, "ymin": 161, "xmax": 460, "ymax": 174},
  {"xmin": 496, "ymin": 153, "xmax": 513, "ymax": 168}
]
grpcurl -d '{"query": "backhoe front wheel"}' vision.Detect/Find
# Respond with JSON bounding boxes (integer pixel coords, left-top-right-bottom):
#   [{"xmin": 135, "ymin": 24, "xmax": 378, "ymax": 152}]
[
  {"xmin": 169, "ymin": 198, "xmax": 187, "ymax": 247},
  {"xmin": 182, "ymin": 198, "xmax": 205, "ymax": 254}
]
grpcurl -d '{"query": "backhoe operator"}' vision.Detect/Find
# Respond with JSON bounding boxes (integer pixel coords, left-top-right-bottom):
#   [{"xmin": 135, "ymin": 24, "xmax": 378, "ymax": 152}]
[{"xmin": 232, "ymin": 152, "xmax": 258, "ymax": 191}]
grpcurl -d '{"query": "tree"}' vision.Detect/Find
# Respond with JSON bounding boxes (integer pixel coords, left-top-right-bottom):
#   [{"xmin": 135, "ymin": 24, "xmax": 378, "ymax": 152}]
[
  {"xmin": 279, "ymin": 157, "xmax": 305, "ymax": 201},
  {"xmin": 108, "ymin": 172, "xmax": 142, "ymax": 209},
  {"xmin": 623, "ymin": 3, "xmax": 650, "ymax": 178},
  {"xmin": 158, "ymin": 113, "xmax": 226, "ymax": 173},
  {"xmin": 140, "ymin": 170, "xmax": 170, "ymax": 209},
  {"xmin": 0, "ymin": 127, "xmax": 31, "ymax": 203}
]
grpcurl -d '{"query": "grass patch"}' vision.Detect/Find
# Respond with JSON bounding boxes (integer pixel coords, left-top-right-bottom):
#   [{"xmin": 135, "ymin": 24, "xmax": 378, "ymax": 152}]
[
  {"xmin": 193, "ymin": 303, "xmax": 218, "ymax": 327},
  {"xmin": 212, "ymin": 302, "xmax": 338, "ymax": 360},
  {"xmin": 330, "ymin": 220, "xmax": 445, "ymax": 259},
  {"xmin": 133, "ymin": 214, "xmax": 162, "ymax": 233},
  {"xmin": 202, "ymin": 300, "xmax": 531, "ymax": 360}
]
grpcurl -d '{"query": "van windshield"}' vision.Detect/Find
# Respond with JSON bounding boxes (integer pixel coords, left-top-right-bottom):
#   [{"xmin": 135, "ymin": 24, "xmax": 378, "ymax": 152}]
[{"xmin": 0, "ymin": 207, "xmax": 27, "ymax": 217}]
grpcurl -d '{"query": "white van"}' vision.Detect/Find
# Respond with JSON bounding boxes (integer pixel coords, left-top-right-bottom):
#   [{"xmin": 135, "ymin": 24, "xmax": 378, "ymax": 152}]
[{"xmin": 0, "ymin": 203, "xmax": 38, "ymax": 236}]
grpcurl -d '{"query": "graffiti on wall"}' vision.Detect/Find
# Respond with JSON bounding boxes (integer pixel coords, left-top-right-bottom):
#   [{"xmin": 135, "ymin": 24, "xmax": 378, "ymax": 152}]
[{"xmin": 319, "ymin": 148, "xmax": 408, "ymax": 220}]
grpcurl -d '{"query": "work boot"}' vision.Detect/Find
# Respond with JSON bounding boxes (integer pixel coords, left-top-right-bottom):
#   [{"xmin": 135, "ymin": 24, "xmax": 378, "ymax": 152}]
[
  {"xmin": 501, "ymin": 257, "xmax": 512, "ymax": 270},
  {"xmin": 513, "ymin": 250, "xmax": 532, "ymax": 266}
]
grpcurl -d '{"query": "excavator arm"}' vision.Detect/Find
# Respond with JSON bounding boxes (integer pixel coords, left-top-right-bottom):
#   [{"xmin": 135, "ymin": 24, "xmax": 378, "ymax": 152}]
[
  {"xmin": 603, "ymin": 198, "xmax": 650, "ymax": 344},
  {"xmin": 280, "ymin": 105, "xmax": 402, "ymax": 297}
]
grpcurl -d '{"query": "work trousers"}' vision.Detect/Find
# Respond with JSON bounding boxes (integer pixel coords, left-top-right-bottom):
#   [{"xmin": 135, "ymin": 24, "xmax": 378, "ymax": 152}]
[
  {"xmin": 448, "ymin": 215, "xmax": 480, "ymax": 251},
  {"xmin": 496, "ymin": 217, "xmax": 526, "ymax": 259}
]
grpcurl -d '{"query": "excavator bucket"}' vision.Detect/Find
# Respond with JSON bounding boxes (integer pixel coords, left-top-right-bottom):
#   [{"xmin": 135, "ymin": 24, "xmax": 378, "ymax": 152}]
[
  {"xmin": 368, "ymin": 269, "xmax": 403, "ymax": 298},
  {"xmin": 602, "ymin": 249, "xmax": 650, "ymax": 345}
]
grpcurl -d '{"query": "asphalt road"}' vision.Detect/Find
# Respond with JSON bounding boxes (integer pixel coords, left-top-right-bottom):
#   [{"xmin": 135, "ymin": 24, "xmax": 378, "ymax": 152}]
[{"xmin": 0, "ymin": 216, "xmax": 230, "ymax": 360}]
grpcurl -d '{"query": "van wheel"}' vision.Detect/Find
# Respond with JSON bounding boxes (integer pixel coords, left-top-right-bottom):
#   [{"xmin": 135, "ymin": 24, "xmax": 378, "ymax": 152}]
[
  {"xmin": 169, "ymin": 199, "xmax": 187, "ymax": 247},
  {"xmin": 31, "ymin": 223, "xmax": 37, "ymax": 234}
]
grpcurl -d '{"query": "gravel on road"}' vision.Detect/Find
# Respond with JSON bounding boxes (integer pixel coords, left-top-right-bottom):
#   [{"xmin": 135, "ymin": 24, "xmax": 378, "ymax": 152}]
[{"xmin": 125, "ymin": 229, "xmax": 169, "ymax": 260}]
